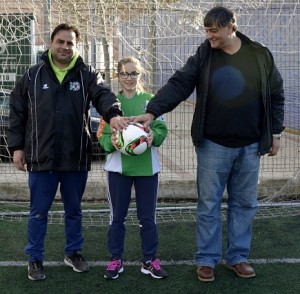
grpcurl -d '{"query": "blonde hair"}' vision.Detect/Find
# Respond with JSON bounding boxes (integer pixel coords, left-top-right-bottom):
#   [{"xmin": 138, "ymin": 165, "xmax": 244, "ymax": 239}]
[{"xmin": 117, "ymin": 56, "xmax": 145, "ymax": 92}]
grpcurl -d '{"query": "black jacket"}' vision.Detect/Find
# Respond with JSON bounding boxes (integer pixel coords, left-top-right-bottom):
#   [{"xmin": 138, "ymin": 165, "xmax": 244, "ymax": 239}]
[
  {"xmin": 8, "ymin": 51, "xmax": 122, "ymax": 171},
  {"xmin": 147, "ymin": 31, "xmax": 285, "ymax": 155}
]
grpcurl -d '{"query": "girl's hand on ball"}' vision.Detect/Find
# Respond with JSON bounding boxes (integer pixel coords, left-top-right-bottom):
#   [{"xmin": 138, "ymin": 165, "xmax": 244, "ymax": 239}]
[
  {"xmin": 111, "ymin": 131, "xmax": 119, "ymax": 149},
  {"xmin": 147, "ymin": 129, "xmax": 153, "ymax": 147}
]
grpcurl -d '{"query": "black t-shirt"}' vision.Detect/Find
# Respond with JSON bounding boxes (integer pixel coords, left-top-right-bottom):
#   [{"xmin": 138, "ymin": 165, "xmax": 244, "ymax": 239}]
[{"xmin": 204, "ymin": 39, "xmax": 263, "ymax": 147}]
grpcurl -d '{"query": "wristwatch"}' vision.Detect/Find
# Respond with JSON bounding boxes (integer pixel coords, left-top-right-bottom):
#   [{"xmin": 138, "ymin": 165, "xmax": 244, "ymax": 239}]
[{"xmin": 272, "ymin": 134, "xmax": 281, "ymax": 139}]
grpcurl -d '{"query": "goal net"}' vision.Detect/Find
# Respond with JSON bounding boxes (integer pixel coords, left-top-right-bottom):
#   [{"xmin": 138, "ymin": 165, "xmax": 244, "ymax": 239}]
[{"xmin": 0, "ymin": 0, "xmax": 299, "ymax": 224}]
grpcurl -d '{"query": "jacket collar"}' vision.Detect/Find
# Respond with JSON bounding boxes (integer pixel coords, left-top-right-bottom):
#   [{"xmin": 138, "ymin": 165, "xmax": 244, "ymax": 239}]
[
  {"xmin": 202, "ymin": 31, "xmax": 267, "ymax": 50},
  {"xmin": 40, "ymin": 49, "xmax": 85, "ymax": 70}
]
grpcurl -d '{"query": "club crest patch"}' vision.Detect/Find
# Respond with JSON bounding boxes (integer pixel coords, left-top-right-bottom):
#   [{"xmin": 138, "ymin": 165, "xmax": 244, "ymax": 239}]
[{"xmin": 70, "ymin": 81, "xmax": 80, "ymax": 91}]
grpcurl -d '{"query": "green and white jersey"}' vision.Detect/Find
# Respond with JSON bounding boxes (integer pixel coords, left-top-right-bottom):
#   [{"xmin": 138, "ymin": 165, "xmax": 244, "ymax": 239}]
[{"xmin": 98, "ymin": 91, "xmax": 168, "ymax": 176}]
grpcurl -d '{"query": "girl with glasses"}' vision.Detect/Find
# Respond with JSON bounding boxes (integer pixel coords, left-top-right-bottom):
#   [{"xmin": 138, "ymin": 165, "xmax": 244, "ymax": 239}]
[{"xmin": 98, "ymin": 56, "xmax": 168, "ymax": 280}]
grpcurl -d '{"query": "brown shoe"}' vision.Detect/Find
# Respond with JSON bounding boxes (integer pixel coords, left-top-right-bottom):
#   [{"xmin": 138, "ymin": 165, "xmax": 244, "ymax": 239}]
[
  {"xmin": 227, "ymin": 262, "xmax": 256, "ymax": 278},
  {"xmin": 196, "ymin": 266, "xmax": 215, "ymax": 282}
]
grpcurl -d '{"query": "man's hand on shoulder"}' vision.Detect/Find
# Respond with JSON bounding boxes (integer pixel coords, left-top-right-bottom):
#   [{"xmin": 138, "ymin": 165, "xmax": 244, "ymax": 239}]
[
  {"xmin": 130, "ymin": 113, "xmax": 155, "ymax": 130},
  {"xmin": 109, "ymin": 116, "xmax": 129, "ymax": 132}
]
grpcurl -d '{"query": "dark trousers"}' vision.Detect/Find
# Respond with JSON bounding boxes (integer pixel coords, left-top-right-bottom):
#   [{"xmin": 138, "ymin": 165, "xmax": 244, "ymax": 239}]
[
  {"xmin": 25, "ymin": 171, "xmax": 88, "ymax": 262},
  {"xmin": 107, "ymin": 171, "xmax": 159, "ymax": 262}
]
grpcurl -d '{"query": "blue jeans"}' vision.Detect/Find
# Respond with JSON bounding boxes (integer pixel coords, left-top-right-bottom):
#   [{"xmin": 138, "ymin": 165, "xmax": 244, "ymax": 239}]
[
  {"xmin": 25, "ymin": 171, "xmax": 88, "ymax": 262},
  {"xmin": 194, "ymin": 139, "xmax": 260, "ymax": 267}
]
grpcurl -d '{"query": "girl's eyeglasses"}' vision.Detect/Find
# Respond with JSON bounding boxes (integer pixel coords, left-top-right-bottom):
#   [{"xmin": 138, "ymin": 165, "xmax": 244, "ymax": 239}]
[{"xmin": 118, "ymin": 72, "xmax": 140, "ymax": 79}]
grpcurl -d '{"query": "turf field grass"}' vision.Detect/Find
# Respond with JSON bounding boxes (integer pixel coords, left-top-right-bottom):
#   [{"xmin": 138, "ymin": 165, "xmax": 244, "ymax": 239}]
[{"xmin": 0, "ymin": 214, "xmax": 299, "ymax": 293}]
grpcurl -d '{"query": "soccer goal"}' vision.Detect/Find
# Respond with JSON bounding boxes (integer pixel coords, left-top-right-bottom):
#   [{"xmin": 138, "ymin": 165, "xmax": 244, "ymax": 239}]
[{"xmin": 0, "ymin": 0, "xmax": 299, "ymax": 224}]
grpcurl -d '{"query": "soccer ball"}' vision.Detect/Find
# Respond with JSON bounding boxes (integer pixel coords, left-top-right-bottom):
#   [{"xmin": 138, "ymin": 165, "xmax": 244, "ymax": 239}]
[{"xmin": 117, "ymin": 123, "xmax": 149, "ymax": 156}]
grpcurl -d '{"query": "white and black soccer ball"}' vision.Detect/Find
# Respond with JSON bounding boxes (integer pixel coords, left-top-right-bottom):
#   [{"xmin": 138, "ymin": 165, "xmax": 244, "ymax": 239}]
[{"xmin": 117, "ymin": 123, "xmax": 149, "ymax": 156}]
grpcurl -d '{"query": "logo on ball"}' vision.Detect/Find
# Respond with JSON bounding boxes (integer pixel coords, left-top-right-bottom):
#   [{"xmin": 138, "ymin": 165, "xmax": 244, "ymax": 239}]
[{"xmin": 117, "ymin": 123, "xmax": 148, "ymax": 156}]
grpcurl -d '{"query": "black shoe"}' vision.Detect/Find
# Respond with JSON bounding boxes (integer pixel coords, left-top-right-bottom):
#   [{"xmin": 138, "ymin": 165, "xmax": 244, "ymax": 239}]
[
  {"xmin": 28, "ymin": 261, "xmax": 46, "ymax": 281},
  {"xmin": 141, "ymin": 258, "xmax": 168, "ymax": 279},
  {"xmin": 64, "ymin": 251, "xmax": 89, "ymax": 272},
  {"xmin": 104, "ymin": 258, "xmax": 124, "ymax": 280}
]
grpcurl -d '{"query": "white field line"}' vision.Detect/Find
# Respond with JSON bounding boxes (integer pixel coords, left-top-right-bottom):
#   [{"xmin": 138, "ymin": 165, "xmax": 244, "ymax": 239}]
[{"xmin": 1, "ymin": 259, "xmax": 300, "ymax": 267}]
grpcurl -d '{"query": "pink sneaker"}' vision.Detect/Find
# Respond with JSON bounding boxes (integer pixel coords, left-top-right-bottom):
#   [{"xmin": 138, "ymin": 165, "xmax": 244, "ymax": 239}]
[
  {"xmin": 104, "ymin": 258, "xmax": 124, "ymax": 280},
  {"xmin": 141, "ymin": 258, "xmax": 168, "ymax": 279}
]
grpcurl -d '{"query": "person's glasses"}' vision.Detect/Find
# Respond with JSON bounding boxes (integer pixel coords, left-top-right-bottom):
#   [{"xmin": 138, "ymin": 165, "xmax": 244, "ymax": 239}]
[{"xmin": 118, "ymin": 71, "xmax": 140, "ymax": 79}]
